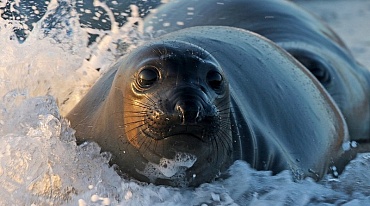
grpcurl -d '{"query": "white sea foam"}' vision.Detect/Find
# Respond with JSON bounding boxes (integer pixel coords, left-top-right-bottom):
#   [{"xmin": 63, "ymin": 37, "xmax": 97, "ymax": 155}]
[
  {"xmin": 0, "ymin": 0, "xmax": 369, "ymax": 205},
  {"xmin": 137, "ymin": 153, "xmax": 197, "ymax": 187}
]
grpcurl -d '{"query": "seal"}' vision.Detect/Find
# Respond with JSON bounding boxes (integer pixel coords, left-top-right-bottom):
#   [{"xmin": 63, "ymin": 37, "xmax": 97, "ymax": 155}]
[
  {"xmin": 67, "ymin": 26, "xmax": 349, "ymax": 187},
  {"xmin": 144, "ymin": 0, "xmax": 370, "ymax": 141}
]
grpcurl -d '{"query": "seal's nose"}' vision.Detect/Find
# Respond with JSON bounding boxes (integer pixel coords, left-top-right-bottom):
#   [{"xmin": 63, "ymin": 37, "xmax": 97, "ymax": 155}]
[{"xmin": 175, "ymin": 100, "xmax": 203, "ymax": 124}]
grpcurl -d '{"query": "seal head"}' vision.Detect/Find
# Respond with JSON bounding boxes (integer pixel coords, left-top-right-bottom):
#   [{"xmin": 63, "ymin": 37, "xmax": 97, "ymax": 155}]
[{"xmin": 120, "ymin": 41, "xmax": 233, "ymax": 186}]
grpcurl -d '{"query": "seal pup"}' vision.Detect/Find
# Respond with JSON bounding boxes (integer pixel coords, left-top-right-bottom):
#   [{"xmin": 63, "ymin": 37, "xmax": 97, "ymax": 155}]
[
  {"xmin": 67, "ymin": 26, "xmax": 348, "ymax": 187},
  {"xmin": 144, "ymin": 0, "xmax": 370, "ymax": 141}
]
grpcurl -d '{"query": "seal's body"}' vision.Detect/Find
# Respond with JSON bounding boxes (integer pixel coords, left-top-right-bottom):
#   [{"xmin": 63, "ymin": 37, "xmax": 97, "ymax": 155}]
[
  {"xmin": 144, "ymin": 0, "xmax": 370, "ymax": 141},
  {"xmin": 67, "ymin": 26, "xmax": 348, "ymax": 186}
]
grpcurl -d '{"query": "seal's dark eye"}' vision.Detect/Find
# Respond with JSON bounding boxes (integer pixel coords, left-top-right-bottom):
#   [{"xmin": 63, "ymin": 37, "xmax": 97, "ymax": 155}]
[
  {"xmin": 137, "ymin": 66, "xmax": 159, "ymax": 88},
  {"xmin": 207, "ymin": 70, "xmax": 223, "ymax": 90},
  {"xmin": 291, "ymin": 54, "xmax": 331, "ymax": 86},
  {"xmin": 309, "ymin": 66, "xmax": 331, "ymax": 85}
]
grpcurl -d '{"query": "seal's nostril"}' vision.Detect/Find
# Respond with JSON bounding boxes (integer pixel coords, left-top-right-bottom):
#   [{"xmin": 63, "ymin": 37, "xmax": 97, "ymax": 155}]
[
  {"xmin": 175, "ymin": 101, "xmax": 202, "ymax": 124},
  {"xmin": 195, "ymin": 111, "xmax": 202, "ymax": 122},
  {"xmin": 176, "ymin": 104, "xmax": 185, "ymax": 124}
]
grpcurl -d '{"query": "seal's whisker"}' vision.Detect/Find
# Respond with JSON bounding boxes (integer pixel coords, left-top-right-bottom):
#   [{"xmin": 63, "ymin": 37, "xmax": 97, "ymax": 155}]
[
  {"xmin": 123, "ymin": 96, "xmax": 156, "ymax": 108},
  {"xmin": 123, "ymin": 115, "xmax": 147, "ymax": 118},
  {"xmin": 123, "ymin": 122, "xmax": 146, "ymax": 135},
  {"xmin": 218, "ymin": 113, "xmax": 231, "ymax": 118},
  {"xmin": 217, "ymin": 107, "xmax": 231, "ymax": 115},
  {"xmin": 144, "ymin": 93, "xmax": 158, "ymax": 106},
  {"xmin": 221, "ymin": 121, "xmax": 239, "ymax": 136},
  {"xmin": 213, "ymin": 133, "xmax": 220, "ymax": 165},
  {"xmin": 124, "ymin": 100, "xmax": 152, "ymax": 108},
  {"xmin": 216, "ymin": 96, "xmax": 230, "ymax": 106},
  {"xmin": 218, "ymin": 115, "xmax": 230, "ymax": 125},
  {"xmin": 209, "ymin": 132, "xmax": 216, "ymax": 163},
  {"xmin": 143, "ymin": 137, "xmax": 155, "ymax": 152},
  {"xmin": 125, "ymin": 100, "xmax": 154, "ymax": 109},
  {"xmin": 124, "ymin": 111, "xmax": 148, "ymax": 114},
  {"xmin": 126, "ymin": 130, "xmax": 147, "ymax": 147},
  {"xmin": 218, "ymin": 108, "xmax": 234, "ymax": 116},
  {"xmin": 218, "ymin": 129, "xmax": 233, "ymax": 150},
  {"xmin": 136, "ymin": 128, "xmax": 152, "ymax": 150},
  {"xmin": 218, "ymin": 109, "xmax": 231, "ymax": 115},
  {"xmin": 126, "ymin": 103, "xmax": 153, "ymax": 110},
  {"xmin": 151, "ymin": 135, "xmax": 160, "ymax": 155},
  {"xmin": 217, "ymin": 99, "xmax": 230, "ymax": 107},
  {"xmin": 138, "ymin": 128, "xmax": 158, "ymax": 152},
  {"xmin": 218, "ymin": 120, "xmax": 231, "ymax": 127},
  {"xmin": 219, "ymin": 122, "xmax": 232, "ymax": 132},
  {"xmin": 216, "ymin": 100, "xmax": 231, "ymax": 110},
  {"xmin": 214, "ymin": 134, "xmax": 225, "ymax": 165},
  {"xmin": 123, "ymin": 119, "xmax": 145, "ymax": 126}
]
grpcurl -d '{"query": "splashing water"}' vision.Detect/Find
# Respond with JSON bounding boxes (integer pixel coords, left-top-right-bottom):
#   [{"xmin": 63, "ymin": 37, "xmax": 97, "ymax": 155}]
[{"xmin": 0, "ymin": 0, "xmax": 370, "ymax": 205}]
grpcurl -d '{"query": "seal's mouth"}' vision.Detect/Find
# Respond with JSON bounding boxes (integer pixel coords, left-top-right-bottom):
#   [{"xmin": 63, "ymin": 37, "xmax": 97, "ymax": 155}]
[
  {"xmin": 141, "ymin": 127, "xmax": 207, "ymax": 142},
  {"xmin": 166, "ymin": 133, "xmax": 206, "ymax": 142}
]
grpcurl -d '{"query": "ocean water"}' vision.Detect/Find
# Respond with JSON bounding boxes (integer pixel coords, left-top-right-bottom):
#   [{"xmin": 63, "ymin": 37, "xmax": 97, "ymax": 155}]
[{"xmin": 0, "ymin": 0, "xmax": 369, "ymax": 205}]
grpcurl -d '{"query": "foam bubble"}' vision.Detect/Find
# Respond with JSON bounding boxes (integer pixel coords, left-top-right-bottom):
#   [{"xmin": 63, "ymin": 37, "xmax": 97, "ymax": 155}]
[{"xmin": 137, "ymin": 153, "xmax": 197, "ymax": 186}]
